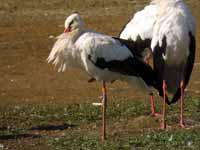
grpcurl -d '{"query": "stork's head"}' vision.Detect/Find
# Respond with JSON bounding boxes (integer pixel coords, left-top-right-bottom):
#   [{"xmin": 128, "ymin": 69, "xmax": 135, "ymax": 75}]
[{"xmin": 64, "ymin": 13, "xmax": 84, "ymax": 33}]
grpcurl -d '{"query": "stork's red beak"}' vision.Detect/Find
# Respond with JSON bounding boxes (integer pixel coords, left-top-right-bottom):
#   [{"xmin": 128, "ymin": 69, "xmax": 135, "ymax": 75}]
[{"xmin": 64, "ymin": 27, "xmax": 71, "ymax": 33}]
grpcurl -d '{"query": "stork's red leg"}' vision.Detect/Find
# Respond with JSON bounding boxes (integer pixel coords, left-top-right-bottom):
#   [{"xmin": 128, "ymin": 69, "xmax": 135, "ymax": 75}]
[
  {"xmin": 101, "ymin": 81, "xmax": 107, "ymax": 142},
  {"xmin": 180, "ymin": 80, "xmax": 185, "ymax": 128},
  {"xmin": 150, "ymin": 93, "xmax": 156, "ymax": 115},
  {"xmin": 161, "ymin": 80, "xmax": 167, "ymax": 129},
  {"xmin": 150, "ymin": 93, "xmax": 161, "ymax": 117}
]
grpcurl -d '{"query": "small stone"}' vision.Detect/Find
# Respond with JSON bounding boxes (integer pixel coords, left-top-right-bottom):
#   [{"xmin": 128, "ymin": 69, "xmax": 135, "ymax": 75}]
[
  {"xmin": 10, "ymin": 79, "xmax": 14, "ymax": 82},
  {"xmin": 187, "ymin": 141, "xmax": 193, "ymax": 147},
  {"xmin": 168, "ymin": 135, "xmax": 173, "ymax": 142},
  {"xmin": 49, "ymin": 35, "xmax": 54, "ymax": 39},
  {"xmin": 54, "ymin": 137, "xmax": 59, "ymax": 141}
]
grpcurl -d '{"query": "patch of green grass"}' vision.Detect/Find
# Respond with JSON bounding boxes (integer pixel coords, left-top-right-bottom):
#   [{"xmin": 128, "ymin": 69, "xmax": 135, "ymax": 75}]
[
  {"xmin": 48, "ymin": 134, "xmax": 132, "ymax": 150},
  {"xmin": 0, "ymin": 98, "xmax": 149, "ymax": 131},
  {"xmin": 129, "ymin": 128, "xmax": 200, "ymax": 150},
  {"xmin": 47, "ymin": 128, "xmax": 200, "ymax": 150},
  {"xmin": 0, "ymin": 97, "xmax": 199, "ymax": 149}
]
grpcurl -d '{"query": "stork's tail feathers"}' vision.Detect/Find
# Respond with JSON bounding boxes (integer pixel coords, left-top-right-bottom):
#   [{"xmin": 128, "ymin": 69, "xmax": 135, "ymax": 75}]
[
  {"xmin": 166, "ymin": 97, "xmax": 171, "ymax": 105},
  {"xmin": 168, "ymin": 89, "xmax": 181, "ymax": 105},
  {"xmin": 155, "ymin": 83, "xmax": 180, "ymax": 105},
  {"xmin": 158, "ymin": 87, "xmax": 182, "ymax": 105}
]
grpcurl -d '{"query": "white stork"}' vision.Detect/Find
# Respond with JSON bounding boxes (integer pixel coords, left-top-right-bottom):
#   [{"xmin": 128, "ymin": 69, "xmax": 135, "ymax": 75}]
[
  {"xmin": 120, "ymin": 0, "xmax": 196, "ymax": 128},
  {"xmin": 47, "ymin": 13, "xmax": 166, "ymax": 140},
  {"xmin": 119, "ymin": 1, "xmax": 159, "ymax": 116},
  {"xmin": 151, "ymin": 0, "xmax": 196, "ymax": 129}
]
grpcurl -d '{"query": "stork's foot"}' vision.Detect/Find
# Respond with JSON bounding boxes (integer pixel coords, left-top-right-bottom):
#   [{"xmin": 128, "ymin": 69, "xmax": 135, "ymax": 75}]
[
  {"xmin": 149, "ymin": 93, "xmax": 162, "ymax": 117},
  {"xmin": 179, "ymin": 120, "xmax": 185, "ymax": 128},
  {"xmin": 151, "ymin": 112, "xmax": 162, "ymax": 117},
  {"xmin": 160, "ymin": 122, "xmax": 166, "ymax": 129}
]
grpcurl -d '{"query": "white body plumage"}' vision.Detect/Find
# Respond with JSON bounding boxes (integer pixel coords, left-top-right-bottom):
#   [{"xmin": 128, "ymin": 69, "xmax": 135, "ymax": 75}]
[
  {"xmin": 120, "ymin": 3, "xmax": 157, "ymax": 41},
  {"xmin": 151, "ymin": 0, "xmax": 196, "ymax": 64},
  {"xmin": 151, "ymin": 0, "xmax": 196, "ymax": 94},
  {"xmin": 119, "ymin": 2, "xmax": 158, "ymax": 62},
  {"xmin": 76, "ymin": 32, "xmax": 131, "ymax": 82},
  {"xmin": 47, "ymin": 14, "xmax": 158, "ymax": 92}
]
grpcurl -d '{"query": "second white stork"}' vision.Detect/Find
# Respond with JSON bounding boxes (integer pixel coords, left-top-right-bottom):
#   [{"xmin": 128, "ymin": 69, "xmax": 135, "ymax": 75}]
[
  {"xmin": 119, "ymin": 1, "xmax": 159, "ymax": 116},
  {"xmin": 151, "ymin": 0, "xmax": 196, "ymax": 129},
  {"xmin": 47, "ymin": 13, "xmax": 166, "ymax": 140}
]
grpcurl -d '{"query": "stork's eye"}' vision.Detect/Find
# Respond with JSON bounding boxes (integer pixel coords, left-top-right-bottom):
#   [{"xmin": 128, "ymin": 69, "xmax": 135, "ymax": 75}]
[{"xmin": 69, "ymin": 20, "xmax": 74, "ymax": 27}]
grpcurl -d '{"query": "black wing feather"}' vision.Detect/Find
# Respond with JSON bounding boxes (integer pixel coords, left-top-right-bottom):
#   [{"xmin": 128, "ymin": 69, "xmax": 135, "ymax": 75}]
[
  {"xmin": 153, "ymin": 36, "xmax": 170, "ymax": 104},
  {"xmin": 113, "ymin": 37, "xmax": 151, "ymax": 59},
  {"xmin": 88, "ymin": 54, "xmax": 167, "ymax": 100}
]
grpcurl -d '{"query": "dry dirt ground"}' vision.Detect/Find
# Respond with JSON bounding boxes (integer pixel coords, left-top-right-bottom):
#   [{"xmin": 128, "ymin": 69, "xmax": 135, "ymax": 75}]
[{"xmin": 0, "ymin": 0, "xmax": 200, "ymax": 149}]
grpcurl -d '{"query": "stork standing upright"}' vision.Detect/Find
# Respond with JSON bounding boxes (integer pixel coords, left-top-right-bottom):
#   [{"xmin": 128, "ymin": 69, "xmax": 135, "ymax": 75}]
[
  {"xmin": 119, "ymin": 1, "xmax": 160, "ymax": 116},
  {"xmin": 151, "ymin": 0, "xmax": 196, "ymax": 128},
  {"xmin": 47, "ymin": 13, "xmax": 166, "ymax": 141}
]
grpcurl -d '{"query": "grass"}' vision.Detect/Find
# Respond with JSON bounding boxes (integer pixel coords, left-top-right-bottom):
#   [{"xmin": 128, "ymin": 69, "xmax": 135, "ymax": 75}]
[
  {"xmin": 0, "ymin": 96, "xmax": 199, "ymax": 149},
  {"xmin": 48, "ymin": 127, "xmax": 200, "ymax": 150}
]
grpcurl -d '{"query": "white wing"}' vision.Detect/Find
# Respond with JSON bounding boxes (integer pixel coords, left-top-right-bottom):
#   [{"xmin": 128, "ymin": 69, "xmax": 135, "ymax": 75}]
[
  {"xmin": 76, "ymin": 31, "xmax": 133, "ymax": 64},
  {"xmin": 75, "ymin": 31, "xmax": 134, "ymax": 81},
  {"xmin": 47, "ymin": 33, "xmax": 78, "ymax": 72},
  {"xmin": 120, "ymin": 4, "xmax": 158, "ymax": 41}
]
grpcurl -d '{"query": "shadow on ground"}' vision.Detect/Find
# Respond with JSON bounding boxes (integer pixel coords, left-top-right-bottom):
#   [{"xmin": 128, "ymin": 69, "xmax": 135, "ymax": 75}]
[
  {"xmin": 0, "ymin": 134, "xmax": 42, "ymax": 140},
  {"xmin": 29, "ymin": 123, "xmax": 76, "ymax": 131}
]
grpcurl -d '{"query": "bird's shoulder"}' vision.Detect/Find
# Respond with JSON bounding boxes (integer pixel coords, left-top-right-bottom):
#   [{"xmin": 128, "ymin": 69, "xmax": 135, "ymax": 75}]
[
  {"xmin": 76, "ymin": 30, "xmax": 124, "ymax": 51},
  {"xmin": 120, "ymin": 4, "xmax": 157, "ymax": 41},
  {"xmin": 76, "ymin": 31, "xmax": 133, "ymax": 63},
  {"xmin": 134, "ymin": 4, "xmax": 157, "ymax": 21},
  {"xmin": 156, "ymin": 1, "xmax": 195, "ymax": 29},
  {"xmin": 151, "ymin": 1, "xmax": 196, "ymax": 49},
  {"xmin": 177, "ymin": 2, "xmax": 196, "ymax": 34}
]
